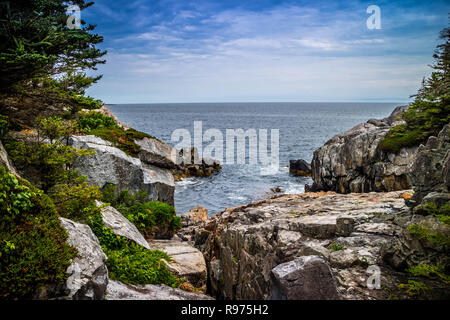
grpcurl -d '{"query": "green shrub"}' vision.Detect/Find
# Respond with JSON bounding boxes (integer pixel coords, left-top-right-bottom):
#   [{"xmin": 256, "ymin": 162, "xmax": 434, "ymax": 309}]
[
  {"xmin": 398, "ymin": 280, "xmax": 432, "ymax": 297},
  {"xmin": 379, "ymin": 98, "xmax": 450, "ymax": 153},
  {"xmin": 77, "ymin": 111, "xmax": 156, "ymax": 157},
  {"xmin": 101, "ymin": 187, "xmax": 181, "ymax": 238},
  {"xmin": 329, "ymin": 242, "xmax": 344, "ymax": 252},
  {"xmin": 87, "ymin": 211, "xmax": 179, "ymax": 286},
  {"xmin": 0, "ymin": 114, "xmax": 8, "ymax": 139},
  {"xmin": 77, "ymin": 111, "xmax": 118, "ymax": 132},
  {"xmin": 0, "ymin": 166, "xmax": 76, "ymax": 299},
  {"xmin": 407, "ymin": 264, "xmax": 450, "ymax": 285}
]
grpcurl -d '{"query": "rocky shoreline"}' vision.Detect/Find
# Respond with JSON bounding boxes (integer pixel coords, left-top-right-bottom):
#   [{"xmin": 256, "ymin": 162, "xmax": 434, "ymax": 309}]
[{"xmin": 1, "ymin": 105, "xmax": 448, "ymax": 300}]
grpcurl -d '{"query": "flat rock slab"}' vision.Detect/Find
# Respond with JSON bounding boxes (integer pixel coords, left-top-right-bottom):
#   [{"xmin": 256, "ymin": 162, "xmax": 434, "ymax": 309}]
[
  {"xmin": 148, "ymin": 240, "xmax": 207, "ymax": 288},
  {"xmin": 291, "ymin": 215, "xmax": 338, "ymax": 239},
  {"xmin": 106, "ymin": 280, "xmax": 213, "ymax": 300}
]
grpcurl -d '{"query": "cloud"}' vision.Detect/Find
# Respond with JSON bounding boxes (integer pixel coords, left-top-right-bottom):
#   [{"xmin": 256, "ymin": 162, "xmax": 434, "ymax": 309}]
[{"xmin": 85, "ymin": 0, "xmax": 449, "ymax": 103}]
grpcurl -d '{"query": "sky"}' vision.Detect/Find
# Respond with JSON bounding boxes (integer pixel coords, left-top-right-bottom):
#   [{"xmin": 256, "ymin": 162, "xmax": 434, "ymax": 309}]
[{"xmin": 82, "ymin": 0, "xmax": 450, "ymax": 103}]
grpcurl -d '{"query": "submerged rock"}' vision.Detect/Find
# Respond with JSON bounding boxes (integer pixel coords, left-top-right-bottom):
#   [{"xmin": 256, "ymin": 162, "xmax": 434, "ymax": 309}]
[
  {"xmin": 106, "ymin": 280, "xmax": 213, "ymax": 300},
  {"xmin": 70, "ymin": 135, "xmax": 175, "ymax": 205},
  {"xmin": 310, "ymin": 106, "xmax": 417, "ymax": 193}
]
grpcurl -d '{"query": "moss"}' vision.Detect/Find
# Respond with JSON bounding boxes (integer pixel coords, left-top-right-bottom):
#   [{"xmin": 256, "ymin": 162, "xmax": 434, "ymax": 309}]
[
  {"xmin": 407, "ymin": 223, "xmax": 450, "ymax": 248},
  {"xmin": 0, "ymin": 166, "xmax": 76, "ymax": 299},
  {"xmin": 407, "ymin": 264, "xmax": 450, "ymax": 285},
  {"xmin": 398, "ymin": 280, "xmax": 432, "ymax": 297}
]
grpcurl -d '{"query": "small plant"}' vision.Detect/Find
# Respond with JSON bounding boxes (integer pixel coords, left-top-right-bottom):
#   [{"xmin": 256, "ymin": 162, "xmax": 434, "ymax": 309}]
[
  {"xmin": 398, "ymin": 280, "xmax": 432, "ymax": 297},
  {"xmin": 329, "ymin": 242, "xmax": 344, "ymax": 252}
]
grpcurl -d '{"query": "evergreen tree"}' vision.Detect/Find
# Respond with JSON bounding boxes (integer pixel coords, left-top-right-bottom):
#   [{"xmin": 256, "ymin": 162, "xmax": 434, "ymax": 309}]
[{"xmin": 0, "ymin": 0, "xmax": 106, "ymax": 91}]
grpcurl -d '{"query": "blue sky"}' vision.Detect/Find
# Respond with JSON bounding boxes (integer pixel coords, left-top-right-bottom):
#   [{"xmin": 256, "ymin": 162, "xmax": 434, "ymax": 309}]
[{"xmin": 83, "ymin": 0, "xmax": 449, "ymax": 103}]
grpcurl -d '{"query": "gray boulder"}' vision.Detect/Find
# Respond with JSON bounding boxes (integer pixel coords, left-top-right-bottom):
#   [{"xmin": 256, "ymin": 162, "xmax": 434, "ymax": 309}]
[
  {"xmin": 310, "ymin": 106, "xmax": 416, "ymax": 193},
  {"xmin": 106, "ymin": 280, "xmax": 213, "ymax": 300},
  {"xmin": 270, "ymin": 256, "xmax": 340, "ymax": 300},
  {"xmin": 96, "ymin": 200, "xmax": 150, "ymax": 249},
  {"xmin": 59, "ymin": 218, "xmax": 108, "ymax": 300},
  {"xmin": 70, "ymin": 135, "xmax": 175, "ymax": 205},
  {"xmin": 135, "ymin": 137, "xmax": 177, "ymax": 169}
]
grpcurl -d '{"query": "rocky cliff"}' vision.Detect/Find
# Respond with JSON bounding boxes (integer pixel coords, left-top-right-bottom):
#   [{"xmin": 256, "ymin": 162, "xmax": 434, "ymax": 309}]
[
  {"xmin": 189, "ymin": 190, "xmax": 449, "ymax": 300},
  {"xmin": 310, "ymin": 106, "xmax": 417, "ymax": 193}
]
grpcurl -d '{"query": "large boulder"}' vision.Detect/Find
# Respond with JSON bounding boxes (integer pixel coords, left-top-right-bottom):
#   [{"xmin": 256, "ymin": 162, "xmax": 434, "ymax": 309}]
[
  {"xmin": 59, "ymin": 218, "xmax": 108, "ymax": 300},
  {"xmin": 96, "ymin": 201, "xmax": 150, "ymax": 249},
  {"xmin": 270, "ymin": 256, "xmax": 340, "ymax": 300},
  {"xmin": 70, "ymin": 135, "xmax": 175, "ymax": 205},
  {"xmin": 135, "ymin": 137, "xmax": 177, "ymax": 169},
  {"xmin": 191, "ymin": 190, "xmax": 416, "ymax": 300},
  {"xmin": 310, "ymin": 106, "xmax": 417, "ymax": 193},
  {"xmin": 148, "ymin": 240, "xmax": 207, "ymax": 288},
  {"xmin": 106, "ymin": 280, "xmax": 213, "ymax": 300}
]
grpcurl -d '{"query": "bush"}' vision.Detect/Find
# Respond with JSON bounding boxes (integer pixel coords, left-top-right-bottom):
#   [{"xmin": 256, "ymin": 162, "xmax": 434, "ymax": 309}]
[
  {"xmin": 77, "ymin": 110, "xmax": 156, "ymax": 156},
  {"xmin": 0, "ymin": 114, "xmax": 8, "ymax": 139},
  {"xmin": 77, "ymin": 111, "xmax": 118, "ymax": 132},
  {"xmin": 101, "ymin": 187, "xmax": 181, "ymax": 239},
  {"xmin": 87, "ymin": 211, "xmax": 179, "ymax": 286},
  {"xmin": 379, "ymin": 99, "xmax": 450, "ymax": 153},
  {"xmin": 0, "ymin": 166, "xmax": 76, "ymax": 299}
]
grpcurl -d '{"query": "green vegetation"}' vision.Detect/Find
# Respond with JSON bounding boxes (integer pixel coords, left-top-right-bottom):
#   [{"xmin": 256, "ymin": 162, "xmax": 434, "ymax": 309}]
[
  {"xmin": 77, "ymin": 110, "xmax": 155, "ymax": 156},
  {"xmin": 407, "ymin": 223, "xmax": 450, "ymax": 248},
  {"xmin": 4, "ymin": 117, "xmax": 93, "ymax": 193},
  {"xmin": 87, "ymin": 211, "xmax": 179, "ymax": 286},
  {"xmin": 0, "ymin": 1, "xmax": 106, "ymax": 90},
  {"xmin": 102, "ymin": 185, "xmax": 181, "ymax": 239},
  {"xmin": 329, "ymin": 242, "xmax": 344, "ymax": 252},
  {"xmin": 379, "ymin": 26, "xmax": 450, "ymax": 153},
  {"xmin": 0, "ymin": 166, "xmax": 76, "ymax": 299},
  {"xmin": 407, "ymin": 264, "xmax": 450, "ymax": 285},
  {"xmin": 398, "ymin": 280, "xmax": 432, "ymax": 297}
]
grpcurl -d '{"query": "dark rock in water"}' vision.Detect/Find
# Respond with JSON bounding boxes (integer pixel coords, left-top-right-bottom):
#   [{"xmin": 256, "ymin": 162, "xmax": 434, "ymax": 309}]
[
  {"xmin": 172, "ymin": 147, "xmax": 222, "ymax": 181},
  {"xmin": 310, "ymin": 106, "xmax": 417, "ymax": 193},
  {"xmin": 270, "ymin": 256, "xmax": 340, "ymax": 300},
  {"xmin": 289, "ymin": 159, "xmax": 312, "ymax": 176}
]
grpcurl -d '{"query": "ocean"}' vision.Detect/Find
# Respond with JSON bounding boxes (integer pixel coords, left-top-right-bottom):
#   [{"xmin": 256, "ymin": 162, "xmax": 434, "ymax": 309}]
[{"xmin": 108, "ymin": 102, "xmax": 400, "ymax": 216}]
